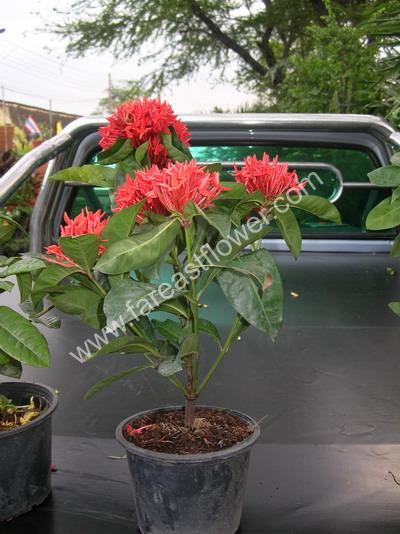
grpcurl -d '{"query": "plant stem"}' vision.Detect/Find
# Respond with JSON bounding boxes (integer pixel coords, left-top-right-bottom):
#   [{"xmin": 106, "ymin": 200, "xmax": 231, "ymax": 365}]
[
  {"xmin": 34, "ymin": 305, "xmax": 55, "ymax": 319},
  {"xmin": 184, "ymin": 355, "xmax": 196, "ymax": 427},
  {"xmin": 88, "ymin": 274, "xmax": 107, "ymax": 297},
  {"xmin": 183, "ymin": 225, "xmax": 199, "ymax": 427},
  {"xmin": 197, "ymin": 315, "xmax": 242, "ymax": 395},
  {"xmin": 127, "ymin": 321, "xmax": 187, "ymax": 396}
]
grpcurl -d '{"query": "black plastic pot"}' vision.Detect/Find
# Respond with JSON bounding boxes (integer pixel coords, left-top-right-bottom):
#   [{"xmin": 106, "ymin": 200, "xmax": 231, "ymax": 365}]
[
  {"xmin": 116, "ymin": 406, "xmax": 260, "ymax": 534},
  {"xmin": 0, "ymin": 381, "xmax": 58, "ymax": 522}
]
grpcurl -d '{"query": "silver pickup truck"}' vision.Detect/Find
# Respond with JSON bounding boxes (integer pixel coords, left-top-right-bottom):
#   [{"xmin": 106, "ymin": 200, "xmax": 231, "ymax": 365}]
[{"xmin": 2, "ymin": 113, "xmax": 400, "ymax": 533}]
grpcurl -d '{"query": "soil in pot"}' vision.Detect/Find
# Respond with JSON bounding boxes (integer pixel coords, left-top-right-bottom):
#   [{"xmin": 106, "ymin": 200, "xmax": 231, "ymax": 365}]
[
  {"xmin": 123, "ymin": 407, "xmax": 254, "ymax": 454},
  {"xmin": 0, "ymin": 394, "xmax": 44, "ymax": 431}
]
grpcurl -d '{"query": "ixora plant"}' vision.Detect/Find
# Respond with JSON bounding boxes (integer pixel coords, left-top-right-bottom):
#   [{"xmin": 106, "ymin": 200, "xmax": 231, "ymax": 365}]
[
  {"xmin": 366, "ymin": 150, "xmax": 400, "ymax": 317},
  {"xmin": 0, "ymin": 98, "xmax": 340, "ymax": 532}
]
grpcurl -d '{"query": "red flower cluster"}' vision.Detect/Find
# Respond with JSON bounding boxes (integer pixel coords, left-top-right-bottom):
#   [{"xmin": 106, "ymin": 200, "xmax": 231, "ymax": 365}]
[
  {"xmin": 234, "ymin": 153, "xmax": 306, "ymax": 201},
  {"xmin": 114, "ymin": 160, "xmax": 228, "ymax": 222},
  {"xmin": 98, "ymin": 98, "xmax": 191, "ymax": 168},
  {"xmin": 114, "ymin": 166, "xmax": 169, "ymax": 223},
  {"xmin": 45, "ymin": 209, "xmax": 109, "ymax": 268}
]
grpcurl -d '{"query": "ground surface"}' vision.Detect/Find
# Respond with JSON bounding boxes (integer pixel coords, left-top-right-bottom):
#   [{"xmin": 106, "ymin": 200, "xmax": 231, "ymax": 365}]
[
  {"xmin": 3, "ymin": 251, "xmax": 400, "ymax": 532},
  {"xmin": 4, "ymin": 438, "xmax": 400, "ymax": 533}
]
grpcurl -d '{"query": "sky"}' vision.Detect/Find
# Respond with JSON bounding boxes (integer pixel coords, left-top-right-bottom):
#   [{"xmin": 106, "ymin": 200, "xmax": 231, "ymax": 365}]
[{"xmin": 1, "ymin": 0, "xmax": 255, "ymax": 116}]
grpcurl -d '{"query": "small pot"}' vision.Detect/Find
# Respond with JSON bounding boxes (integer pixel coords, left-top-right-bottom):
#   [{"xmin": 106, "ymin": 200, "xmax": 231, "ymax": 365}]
[
  {"xmin": 0, "ymin": 381, "xmax": 58, "ymax": 522},
  {"xmin": 116, "ymin": 406, "xmax": 260, "ymax": 534}
]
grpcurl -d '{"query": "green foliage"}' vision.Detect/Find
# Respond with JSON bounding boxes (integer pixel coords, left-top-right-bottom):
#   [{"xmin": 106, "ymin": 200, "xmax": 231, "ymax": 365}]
[
  {"xmin": 95, "ymin": 219, "xmax": 181, "ymax": 274},
  {"xmin": 50, "ymin": 165, "xmax": 117, "ymax": 188},
  {"xmin": 51, "ymin": 0, "xmax": 399, "ymax": 122},
  {"xmin": 95, "ymin": 80, "xmax": 150, "ymax": 114},
  {"xmin": 0, "ymin": 307, "xmax": 50, "ymax": 368}
]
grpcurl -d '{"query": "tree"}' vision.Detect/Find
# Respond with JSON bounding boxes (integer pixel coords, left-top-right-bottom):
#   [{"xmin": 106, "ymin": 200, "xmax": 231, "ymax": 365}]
[
  {"xmin": 362, "ymin": 0, "xmax": 400, "ymax": 74},
  {"xmin": 95, "ymin": 80, "xmax": 150, "ymax": 114},
  {"xmin": 273, "ymin": 11, "xmax": 388, "ymax": 114},
  {"xmin": 53, "ymin": 0, "xmax": 371, "ymax": 96}
]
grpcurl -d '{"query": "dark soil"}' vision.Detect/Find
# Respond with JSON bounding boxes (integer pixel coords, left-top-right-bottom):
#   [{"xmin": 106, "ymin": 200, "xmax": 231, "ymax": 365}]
[{"xmin": 123, "ymin": 407, "xmax": 254, "ymax": 454}]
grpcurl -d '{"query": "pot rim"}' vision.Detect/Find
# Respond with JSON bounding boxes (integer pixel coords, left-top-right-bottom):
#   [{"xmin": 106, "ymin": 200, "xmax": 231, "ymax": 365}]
[
  {"xmin": 0, "ymin": 381, "xmax": 59, "ymax": 438},
  {"xmin": 115, "ymin": 405, "xmax": 260, "ymax": 463}
]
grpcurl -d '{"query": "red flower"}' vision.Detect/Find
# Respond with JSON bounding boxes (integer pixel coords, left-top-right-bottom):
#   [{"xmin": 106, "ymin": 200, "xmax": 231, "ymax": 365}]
[
  {"xmin": 234, "ymin": 153, "xmax": 306, "ymax": 201},
  {"xmin": 114, "ymin": 160, "xmax": 229, "ymax": 221},
  {"xmin": 45, "ymin": 209, "xmax": 109, "ymax": 267},
  {"xmin": 114, "ymin": 166, "xmax": 170, "ymax": 223},
  {"xmin": 98, "ymin": 98, "xmax": 191, "ymax": 167}
]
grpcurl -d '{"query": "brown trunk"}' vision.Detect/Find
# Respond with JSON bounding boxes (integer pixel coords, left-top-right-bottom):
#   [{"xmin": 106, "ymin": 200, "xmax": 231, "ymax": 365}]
[
  {"xmin": 184, "ymin": 396, "xmax": 196, "ymax": 428},
  {"xmin": 184, "ymin": 355, "xmax": 197, "ymax": 428}
]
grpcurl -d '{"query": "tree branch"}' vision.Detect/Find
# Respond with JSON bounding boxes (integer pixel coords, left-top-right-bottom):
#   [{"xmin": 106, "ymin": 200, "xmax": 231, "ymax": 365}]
[{"xmin": 188, "ymin": 0, "xmax": 267, "ymax": 77}]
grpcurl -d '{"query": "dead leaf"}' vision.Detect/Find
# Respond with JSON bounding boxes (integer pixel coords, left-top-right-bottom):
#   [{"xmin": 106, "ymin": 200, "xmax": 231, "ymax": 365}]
[{"xmin": 262, "ymin": 272, "xmax": 273, "ymax": 290}]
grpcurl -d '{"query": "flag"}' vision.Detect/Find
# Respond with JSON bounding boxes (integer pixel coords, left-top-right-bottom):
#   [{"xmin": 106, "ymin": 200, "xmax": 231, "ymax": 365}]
[{"xmin": 23, "ymin": 115, "xmax": 41, "ymax": 140}]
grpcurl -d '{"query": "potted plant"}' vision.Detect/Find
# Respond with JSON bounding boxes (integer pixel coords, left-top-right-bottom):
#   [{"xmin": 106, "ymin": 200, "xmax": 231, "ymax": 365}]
[
  {"xmin": 0, "ymin": 249, "xmax": 58, "ymax": 521},
  {"xmin": 32, "ymin": 98, "xmax": 340, "ymax": 533}
]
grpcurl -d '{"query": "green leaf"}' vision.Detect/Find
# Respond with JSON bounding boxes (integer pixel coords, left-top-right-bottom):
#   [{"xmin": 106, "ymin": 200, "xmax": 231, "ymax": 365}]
[
  {"xmin": 84, "ymin": 365, "xmax": 152, "ymax": 399},
  {"xmin": 218, "ymin": 182, "xmax": 246, "ymax": 200},
  {"xmin": 391, "ymin": 152, "xmax": 400, "ymax": 167},
  {"xmin": 197, "ymin": 220, "xmax": 273, "ymax": 294},
  {"xmin": 97, "ymin": 139, "xmax": 134, "ymax": 165},
  {"xmin": 31, "ymin": 263, "xmax": 81, "ymax": 308},
  {"xmin": 389, "ymin": 301, "xmax": 400, "ymax": 317},
  {"xmin": 0, "ymin": 281, "xmax": 14, "ymax": 293},
  {"xmin": 158, "ymin": 354, "xmax": 183, "ymax": 377},
  {"xmin": 90, "ymin": 335, "xmax": 159, "ymax": 358},
  {"xmin": 153, "ymin": 319, "xmax": 183, "ymax": 343},
  {"xmin": 160, "ymin": 132, "xmax": 189, "ymax": 162},
  {"xmin": 366, "ymin": 197, "xmax": 400, "ymax": 230},
  {"xmin": 392, "ymin": 187, "xmax": 400, "ymax": 203},
  {"xmin": 16, "ymin": 273, "xmax": 31, "ymax": 303},
  {"xmin": 157, "ymin": 333, "xmax": 196, "ymax": 377},
  {"xmin": 368, "ymin": 165, "xmax": 400, "ymax": 187},
  {"xmin": 49, "ymin": 286, "xmax": 105, "ymax": 329},
  {"xmin": 157, "ymin": 298, "xmax": 190, "ymax": 319},
  {"xmin": 195, "ymin": 205, "xmax": 231, "ymax": 238},
  {"xmin": 0, "ymin": 224, "xmax": 16, "ymax": 245},
  {"xmin": 0, "ymin": 351, "xmax": 22, "ymax": 378},
  {"xmin": 179, "ymin": 332, "xmax": 199, "ymax": 358},
  {"xmin": 104, "ymin": 279, "xmax": 182, "ymax": 326},
  {"xmin": 291, "ymin": 195, "xmax": 341, "ymax": 224},
  {"xmin": 0, "ymin": 214, "xmax": 27, "ymax": 236},
  {"xmin": 50, "ymin": 165, "xmax": 117, "ymax": 187},
  {"xmin": 135, "ymin": 141, "xmax": 150, "ymax": 164},
  {"xmin": 102, "ymin": 201, "xmax": 144, "ymax": 242},
  {"xmin": 170, "ymin": 126, "xmax": 192, "ymax": 160},
  {"xmin": 136, "ymin": 315, "xmax": 157, "ymax": 344},
  {"xmin": 0, "ymin": 256, "xmax": 19, "ymax": 267},
  {"xmin": 59, "ymin": 234, "xmax": 100, "ymax": 272},
  {"xmin": 391, "ymin": 234, "xmax": 400, "ymax": 257},
  {"xmin": 274, "ymin": 207, "xmax": 302, "ymax": 259},
  {"xmin": 198, "ymin": 318, "xmax": 221, "ymax": 347},
  {"xmin": 0, "ymin": 258, "xmax": 45, "ymax": 277},
  {"xmin": 204, "ymin": 162, "xmax": 222, "ymax": 173},
  {"xmin": 218, "ymin": 249, "xmax": 283, "ymax": 340},
  {"xmin": 95, "ymin": 219, "xmax": 180, "ymax": 274},
  {"xmin": 206, "ymin": 255, "xmax": 272, "ymax": 289},
  {"xmin": 0, "ymin": 307, "xmax": 50, "ymax": 367},
  {"xmin": 116, "ymin": 155, "xmax": 141, "ymax": 178}
]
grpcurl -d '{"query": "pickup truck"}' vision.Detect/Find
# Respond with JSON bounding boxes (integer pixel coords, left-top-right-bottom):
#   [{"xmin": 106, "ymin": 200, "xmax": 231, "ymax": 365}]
[{"xmin": 2, "ymin": 113, "xmax": 400, "ymax": 534}]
